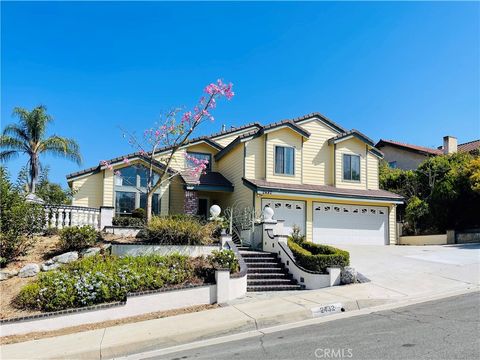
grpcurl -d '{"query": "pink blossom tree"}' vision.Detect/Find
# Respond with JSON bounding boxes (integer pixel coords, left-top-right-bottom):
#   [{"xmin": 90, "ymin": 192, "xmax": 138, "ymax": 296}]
[{"xmin": 102, "ymin": 80, "xmax": 234, "ymax": 221}]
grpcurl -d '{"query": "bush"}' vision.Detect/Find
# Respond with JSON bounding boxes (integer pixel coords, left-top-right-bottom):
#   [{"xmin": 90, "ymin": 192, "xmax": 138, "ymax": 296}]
[
  {"xmin": 112, "ymin": 216, "xmax": 145, "ymax": 227},
  {"xmin": 59, "ymin": 225, "xmax": 98, "ymax": 252},
  {"xmin": 288, "ymin": 239, "xmax": 349, "ymax": 273},
  {"xmin": 131, "ymin": 208, "xmax": 146, "ymax": 219},
  {"xmin": 289, "ymin": 225, "xmax": 305, "ymax": 244},
  {"xmin": 15, "ymin": 253, "xmax": 198, "ymax": 312},
  {"xmin": 145, "ymin": 216, "xmax": 217, "ymax": 245},
  {"xmin": 0, "ymin": 168, "xmax": 45, "ymax": 266},
  {"xmin": 208, "ymin": 250, "xmax": 239, "ymax": 273}
]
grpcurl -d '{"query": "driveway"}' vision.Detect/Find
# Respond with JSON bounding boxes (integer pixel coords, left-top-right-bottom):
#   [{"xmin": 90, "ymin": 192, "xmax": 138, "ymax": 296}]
[{"xmin": 340, "ymin": 243, "xmax": 480, "ymax": 297}]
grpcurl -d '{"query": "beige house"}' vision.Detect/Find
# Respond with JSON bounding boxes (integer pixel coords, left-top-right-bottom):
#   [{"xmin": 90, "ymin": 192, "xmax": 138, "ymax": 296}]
[
  {"xmin": 376, "ymin": 136, "xmax": 480, "ymax": 170},
  {"xmin": 67, "ymin": 112, "xmax": 403, "ymax": 245}
]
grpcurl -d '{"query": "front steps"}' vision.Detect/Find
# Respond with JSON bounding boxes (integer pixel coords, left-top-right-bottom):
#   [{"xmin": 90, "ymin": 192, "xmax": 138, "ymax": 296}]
[{"xmin": 240, "ymin": 250, "xmax": 303, "ymax": 292}]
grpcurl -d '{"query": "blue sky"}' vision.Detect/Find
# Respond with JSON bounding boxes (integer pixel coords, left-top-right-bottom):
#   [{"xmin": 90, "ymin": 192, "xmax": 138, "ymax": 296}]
[{"xmin": 2, "ymin": 1, "xmax": 479, "ymax": 186}]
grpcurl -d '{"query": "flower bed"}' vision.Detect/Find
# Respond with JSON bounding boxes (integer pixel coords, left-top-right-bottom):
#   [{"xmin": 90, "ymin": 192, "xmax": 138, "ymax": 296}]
[
  {"xmin": 14, "ymin": 253, "xmax": 223, "ymax": 312},
  {"xmin": 287, "ymin": 239, "xmax": 349, "ymax": 273}
]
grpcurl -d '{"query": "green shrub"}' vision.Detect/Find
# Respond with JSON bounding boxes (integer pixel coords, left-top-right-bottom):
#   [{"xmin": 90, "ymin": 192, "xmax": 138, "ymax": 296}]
[
  {"xmin": 131, "ymin": 208, "xmax": 146, "ymax": 219},
  {"xmin": 112, "ymin": 216, "xmax": 145, "ymax": 227},
  {"xmin": 289, "ymin": 225, "xmax": 305, "ymax": 244},
  {"xmin": 145, "ymin": 216, "xmax": 217, "ymax": 245},
  {"xmin": 59, "ymin": 225, "xmax": 98, "ymax": 252},
  {"xmin": 208, "ymin": 250, "xmax": 239, "ymax": 273},
  {"xmin": 288, "ymin": 239, "xmax": 349, "ymax": 273},
  {"xmin": 0, "ymin": 168, "xmax": 45, "ymax": 266},
  {"xmin": 15, "ymin": 253, "xmax": 198, "ymax": 312}
]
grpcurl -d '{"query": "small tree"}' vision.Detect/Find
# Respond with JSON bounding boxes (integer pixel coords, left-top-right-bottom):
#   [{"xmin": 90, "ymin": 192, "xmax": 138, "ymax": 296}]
[{"xmin": 103, "ymin": 80, "xmax": 234, "ymax": 221}]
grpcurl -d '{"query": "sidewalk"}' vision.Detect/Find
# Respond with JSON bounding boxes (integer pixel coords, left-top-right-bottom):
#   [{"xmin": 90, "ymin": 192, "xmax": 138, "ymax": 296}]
[{"xmin": 2, "ymin": 244, "xmax": 479, "ymax": 359}]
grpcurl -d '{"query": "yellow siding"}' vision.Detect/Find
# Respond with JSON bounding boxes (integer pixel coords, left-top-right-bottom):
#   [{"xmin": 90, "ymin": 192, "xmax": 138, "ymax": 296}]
[
  {"xmin": 300, "ymin": 119, "xmax": 338, "ymax": 186},
  {"xmin": 265, "ymin": 128, "xmax": 303, "ymax": 184},
  {"xmin": 245, "ymin": 136, "xmax": 265, "ymax": 179},
  {"xmin": 72, "ymin": 172, "xmax": 104, "ymax": 208},
  {"xmin": 103, "ymin": 169, "xmax": 114, "ymax": 207},
  {"xmin": 335, "ymin": 138, "xmax": 367, "ymax": 190},
  {"xmin": 154, "ymin": 143, "xmax": 219, "ymax": 172},
  {"xmin": 367, "ymin": 152, "xmax": 379, "ymax": 190},
  {"xmin": 213, "ymin": 133, "xmax": 242, "ymax": 147},
  {"xmin": 168, "ymin": 176, "xmax": 185, "ymax": 214},
  {"xmin": 216, "ymin": 143, "xmax": 253, "ymax": 209},
  {"xmin": 389, "ymin": 205, "xmax": 397, "ymax": 245}
]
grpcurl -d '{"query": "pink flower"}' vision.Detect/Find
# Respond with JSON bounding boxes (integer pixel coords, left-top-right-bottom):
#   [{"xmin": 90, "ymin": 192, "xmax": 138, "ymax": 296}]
[{"xmin": 123, "ymin": 158, "xmax": 130, "ymax": 164}]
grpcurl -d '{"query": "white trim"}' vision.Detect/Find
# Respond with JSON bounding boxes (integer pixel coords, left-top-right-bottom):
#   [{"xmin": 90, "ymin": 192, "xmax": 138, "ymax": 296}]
[
  {"xmin": 331, "ymin": 134, "xmax": 354, "ymax": 144},
  {"xmin": 295, "ymin": 116, "xmax": 343, "ymax": 134},
  {"xmin": 256, "ymin": 190, "xmax": 403, "ymax": 204},
  {"xmin": 211, "ymin": 125, "xmax": 260, "ymax": 142},
  {"xmin": 263, "ymin": 124, "xmax": 309, "ymax": 138}
]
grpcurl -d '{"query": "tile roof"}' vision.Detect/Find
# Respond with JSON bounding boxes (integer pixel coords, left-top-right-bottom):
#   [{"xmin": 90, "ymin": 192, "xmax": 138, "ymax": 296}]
[
  {"xmin": 291, "ymin": 112, "xmax": 348, "ymax": 133},
  {"xmin": 457, "ymin": 139, "xmax": 480, "ymax": 153},
  {"xmin": 243, "ymin": 178, "xmax": 403, "ymax": 201},
  {"xmin": 375, "ymin": 139, "xmax": 443, "ymax": 156},
  {"xmin": 328, "ymin": 129, "xmax": 375, "ymax": 146},
  {"xmin": 180, "ymin": 171, "xmax": 234, "ymax": 191},
  {"xmin": 210, "ymin": 122, "xmax": 262, "ymax": 139}
]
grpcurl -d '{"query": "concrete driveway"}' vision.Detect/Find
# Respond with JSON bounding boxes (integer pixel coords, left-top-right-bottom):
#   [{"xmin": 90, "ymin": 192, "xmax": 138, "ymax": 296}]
[{"xmin": 340, "ymin": 243, "xmax": 480, "ymax": 297}]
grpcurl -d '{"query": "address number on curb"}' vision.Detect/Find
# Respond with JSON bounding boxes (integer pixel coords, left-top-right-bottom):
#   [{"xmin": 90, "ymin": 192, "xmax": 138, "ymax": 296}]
[{"xmin": 311, "ymin": 303, "xmax": 343, "ymax": 317}]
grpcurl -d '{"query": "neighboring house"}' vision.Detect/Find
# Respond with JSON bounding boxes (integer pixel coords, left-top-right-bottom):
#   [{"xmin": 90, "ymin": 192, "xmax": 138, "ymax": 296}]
[
  {"xmin": 376, "ymin": 136, "xmax": 480, "ymax": 170},
  {"xmin": 67, "ymin": 112, "xmax": 403, "ymax": 246}
]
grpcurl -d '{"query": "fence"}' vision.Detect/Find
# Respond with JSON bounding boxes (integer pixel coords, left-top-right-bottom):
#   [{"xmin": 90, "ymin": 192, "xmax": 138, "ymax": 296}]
[{"xmin": 44, "ymin": 205, "xmax": 113, "ymax": 230}]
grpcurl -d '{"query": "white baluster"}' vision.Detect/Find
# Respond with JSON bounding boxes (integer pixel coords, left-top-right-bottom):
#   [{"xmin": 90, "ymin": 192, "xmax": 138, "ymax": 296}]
[
  {"xmin": 65, "ymin": 209, "xmax": 71, "ymax": 228},
  {"xmin": 57, "ymin": 208, "xmax": 64, "ymax": 229},
  {"xmin": 45, "ymin": 208, "xmax": 51, "ymax": 228},
  {"xmin": 94, "ymin": 212, "xmax": 100, "ymax": 229},
  {"xmin": 70, "ymin": 209, "xmax": 76, "ymax": 226}
]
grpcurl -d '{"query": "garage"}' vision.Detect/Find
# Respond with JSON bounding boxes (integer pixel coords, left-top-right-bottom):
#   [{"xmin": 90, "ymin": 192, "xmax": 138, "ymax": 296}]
[
  {"xmin": 313, "ymin": 202, "xmax": 388, "ymax": 245},
  {"xmin": 261, "ymin": 199, "xmax": 305, "ymax": 236}
]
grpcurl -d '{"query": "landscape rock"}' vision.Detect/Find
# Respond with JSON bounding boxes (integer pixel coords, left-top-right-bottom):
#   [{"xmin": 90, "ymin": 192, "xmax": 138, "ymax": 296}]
[
  {"xmin": 18, "ymin": 264, "xmax": 40, "ymax": 278},
  {"xmin": 341, "ymin": 266, "xmax": 357, "ymax": 285},
  {"xmin": 0, "ymin": 269, "xmax": 19, "ymax": 281},
  {"xmin": 81, "ymin": 247, "xmax": 101, "ymax": 257},
  {"xmin": 52, "ymin": 251, "xmax": 78, "ymax": 264},
  {"xmin": 41, "ymin": 262, "xmax": 61, "ymax": 271}
]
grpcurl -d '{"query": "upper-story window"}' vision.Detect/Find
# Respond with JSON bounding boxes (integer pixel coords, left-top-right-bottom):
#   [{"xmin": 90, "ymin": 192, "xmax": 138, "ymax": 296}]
[
  {"xmin": 186, "ymin": 152, "xmax": 212, "ymax": 172},
  {"xmin": 275, "ymin": 146, "xmax": 295, "ymax": 175},
  {"xmin": 343, "ymin": 154, "xmax": 360, "ymax": 181},
  {"xmin": 388, "ymin": 161, "xmax": 397, "ymax": 169}
]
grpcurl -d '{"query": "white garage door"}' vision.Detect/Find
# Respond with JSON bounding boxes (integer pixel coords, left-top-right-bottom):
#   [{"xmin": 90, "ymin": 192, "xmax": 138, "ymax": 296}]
[
  {"xmin": 261, "ymin": 199, "xmax": 306, "ymax": 236},
  {"xmin": 313, "ymin": 202, "xmax": 388, "ymax": 245}
]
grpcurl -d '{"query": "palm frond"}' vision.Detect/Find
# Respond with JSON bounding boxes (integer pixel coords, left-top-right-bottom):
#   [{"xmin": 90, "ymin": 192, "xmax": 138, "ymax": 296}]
[
  {"xmin": 0, "ymin": 150, "xmax": 20, "ymax": 162},
  {"xmin": 39, "ymin": 136, "xmax": 82, "ymax": 165},
  {"xmin": 2, "ymin": 124, "xmax": 30, "ymax": 144},
  {"xmin": 0, "ymin": 135, "xmax": 28, "ymax": 152},
  {"xmin": 13, "ymin": 105, "xmax": 52, "ymax": 142}
]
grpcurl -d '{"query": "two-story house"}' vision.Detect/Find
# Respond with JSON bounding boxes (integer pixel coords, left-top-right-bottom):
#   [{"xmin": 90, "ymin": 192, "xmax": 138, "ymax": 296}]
[{"xmin": 67, "ymin": 112, "xmax": 403, "ymax": 246}]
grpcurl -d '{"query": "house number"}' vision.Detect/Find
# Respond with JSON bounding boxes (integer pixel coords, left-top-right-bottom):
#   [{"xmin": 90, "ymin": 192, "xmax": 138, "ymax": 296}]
[{"xmin": 311, "ymin": 303, "xmax": 343, "ymax": 317}]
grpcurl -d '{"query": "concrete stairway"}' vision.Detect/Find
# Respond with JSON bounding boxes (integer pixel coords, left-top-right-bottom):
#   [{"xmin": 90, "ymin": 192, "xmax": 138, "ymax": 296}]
[{"xmin": 240, "ymin": 250, "xmax": 303, "ymax": 292}]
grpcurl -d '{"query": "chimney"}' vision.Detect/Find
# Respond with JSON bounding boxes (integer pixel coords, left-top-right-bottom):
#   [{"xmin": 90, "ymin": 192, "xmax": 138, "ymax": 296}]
[{"xmin": 443, "ymin": 136, "xmax": 457, "ymax": 154}]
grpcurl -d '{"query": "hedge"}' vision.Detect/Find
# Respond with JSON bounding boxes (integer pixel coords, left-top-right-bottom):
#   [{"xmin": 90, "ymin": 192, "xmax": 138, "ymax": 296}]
[{"xmin": 287, "ymin": 239, "xmax": 349, "ymax": 273}]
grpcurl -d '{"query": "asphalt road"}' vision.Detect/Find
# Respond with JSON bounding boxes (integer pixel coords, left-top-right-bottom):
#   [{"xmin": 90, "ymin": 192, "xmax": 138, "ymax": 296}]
[{"xmin": 149, "ymin": 292, "xmax": 480, "ymax": 360}]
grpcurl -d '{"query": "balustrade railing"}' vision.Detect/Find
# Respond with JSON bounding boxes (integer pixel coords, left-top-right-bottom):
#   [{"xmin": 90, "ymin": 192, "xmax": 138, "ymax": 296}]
[{"xmin": 45, "ymin": 205, "xmax": 101, "ymax": 230}]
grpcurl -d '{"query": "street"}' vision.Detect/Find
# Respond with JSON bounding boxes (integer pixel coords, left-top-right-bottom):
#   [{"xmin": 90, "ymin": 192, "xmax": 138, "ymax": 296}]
[{"xmin": 147, "ymin": 292, "xmax": 480, "ymax": 360}]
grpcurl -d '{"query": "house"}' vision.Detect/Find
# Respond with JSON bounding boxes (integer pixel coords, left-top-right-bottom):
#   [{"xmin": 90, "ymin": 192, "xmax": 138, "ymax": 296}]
[
  {"xmin": 67, "ymin": 112, "xmax": 403, "ymax": 246},
  {"xmin": 376, "ymin": 136, "xmax": 480, "ymax": 170}
]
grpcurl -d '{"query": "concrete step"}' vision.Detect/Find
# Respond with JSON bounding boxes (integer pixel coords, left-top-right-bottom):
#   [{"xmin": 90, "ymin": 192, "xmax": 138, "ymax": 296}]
[
  {"xmin": 245, "ymin": 262, "xmax": 281, "ymax": 268},
  {"xmin": 247, "ymin": 267, "xmax": 285, "ymax": 274},
  {"xmin": 247, "ymin": 273, "xmax": 291, "ymax": 279},
  {"xmin": 247, "ymin": 284, "xmax": 303, "ymax": 292},
  {"xmin": 247, "ymin": 279, "xmax": 297, "ymax": 286},
  {"xmin": 243, "ymin": 257, "xmax": 278, "ymax": 262}
]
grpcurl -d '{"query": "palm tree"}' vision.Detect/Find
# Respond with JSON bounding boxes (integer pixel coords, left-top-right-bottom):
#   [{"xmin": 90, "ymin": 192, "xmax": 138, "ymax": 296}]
[{"xmin": 0, "ymin": 105, "xmax": 82, "ymax": 193}]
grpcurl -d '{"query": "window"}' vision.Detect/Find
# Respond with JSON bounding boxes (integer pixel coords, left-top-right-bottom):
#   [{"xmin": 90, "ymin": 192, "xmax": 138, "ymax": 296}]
[
  {"xmin": 114, "ymin": 164, "xmax": 162, "ymax": 215},
  {"xmin": 275, "ymin": 146, "xmax": 295, "ymax": 175},
  {"xmin": 388, "ymin": 161, "xmax": 397, "ymax": 169},
  {"xmin": 343, "ymin": 154, "xmax": 360, "ymax": 181},
  {"xmin": 186, "ymin": 152, "xmax": 212, "ymax": 172}
]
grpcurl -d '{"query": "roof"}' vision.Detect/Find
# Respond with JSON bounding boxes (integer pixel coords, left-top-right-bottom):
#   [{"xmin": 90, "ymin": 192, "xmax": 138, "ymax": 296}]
[
  {"xmin": 292, "ymin": 112, "xmax": 348, "ymax": 133},
  {"xmin": 328, "ymin": 129, "xmax": 375, "ymax": 146},
  {"xmin": 456, "ymin": 140, "xmax": 480, "ymax": 153},
  {"xmin": 375, "ymin": 139, "xmax": 443, "ymax": 156},
  {"xmin": 181, "ymin": 171, "xmax": 234, "ymax": 192},
  {"xmin": 66, "ymin": 138, "xmax": 224, "ymax": 181},
  {"xmin": 210, "ymin": 122, "xmax": 262, "ymax": 140},
  {"xmin": 243, "ymin": 178, "xmax": 403, "ymax": 202}
]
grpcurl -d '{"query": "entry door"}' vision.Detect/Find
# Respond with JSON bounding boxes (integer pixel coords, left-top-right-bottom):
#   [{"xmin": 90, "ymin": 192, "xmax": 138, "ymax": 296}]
[
  {"xmin": 313, "ymin": 202, "xmax": 388, "ymax": 245},
  {"xmin": 198, "ymin": 198, "xmax": 209, "ymax": 219},
  {"xmin": 261, "ymin": 199, "xmax": 306, "ymax": 236}
]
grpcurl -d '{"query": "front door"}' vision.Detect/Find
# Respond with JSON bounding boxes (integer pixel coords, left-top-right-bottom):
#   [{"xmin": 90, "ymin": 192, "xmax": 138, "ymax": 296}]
[{"xmin": 198, "ymin": 198, "xmax": 209, "ymax": 219}]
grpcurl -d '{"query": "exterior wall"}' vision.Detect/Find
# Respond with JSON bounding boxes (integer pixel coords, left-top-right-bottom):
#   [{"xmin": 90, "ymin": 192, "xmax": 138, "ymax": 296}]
[
  {"xmin": 335, "ymin": 138, "xmax": 367, "ymax": 190},
  {"xmin": 245, "ymin": 136, "xmax": 265, "ymax": 179},
  {"xmin": 265, "ymin": 128, "xmax": 303, "ymax": 184},
  {"xmin": 367, "ymin": 152, "xmax": 379, "ymax": 190},
  {"xmin": 71, "ymin": 172, "xmax": 104, "ymax": 208},
  {"xmin": 169, "ymin": 176, "xmax": 185, "ymax": 214},
  {"xmin": 103, "ymin": 169, "xmax": 115, "ymax": 207},
  {"xmin": 255, "ymin": 193, "xmax": 397, "ymax": 244},
  {"xmin": 216, "ymin": 143, "xmax": 253, "ymax": 210},
  {"xmin": 300, "ymin": 119, "xmax": 338, "ymax": 186},
  {"xmin": 155, "ymin": 143, "xmax": 219, "ymax": 172},
  {"xmin": 380, "ymin": 145, "xmax": 428, "ymax": 170}
]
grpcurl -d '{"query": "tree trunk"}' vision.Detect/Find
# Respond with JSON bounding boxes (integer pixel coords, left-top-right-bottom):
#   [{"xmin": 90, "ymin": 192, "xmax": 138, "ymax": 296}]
[
  {"xmin": 146, "ymin": 191, "xmax": 153, "ymax": 223},
  {"xmin": 30, "ymin": 154, "xmax": 39, "ymax": 193}
]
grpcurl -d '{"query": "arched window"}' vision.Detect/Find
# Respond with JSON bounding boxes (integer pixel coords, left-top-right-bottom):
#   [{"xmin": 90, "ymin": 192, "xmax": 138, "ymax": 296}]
[{"xmin": 114, "ymin": 164, "xmax": 161, "ymax": 215}]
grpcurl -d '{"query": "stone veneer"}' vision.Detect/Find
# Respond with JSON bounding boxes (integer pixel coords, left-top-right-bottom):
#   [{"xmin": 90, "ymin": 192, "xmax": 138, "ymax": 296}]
[{"xmin": 184, "ymin": 190, "xmax": 199, "ymax": 215}]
